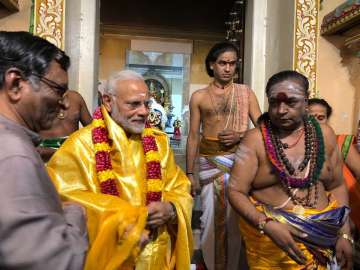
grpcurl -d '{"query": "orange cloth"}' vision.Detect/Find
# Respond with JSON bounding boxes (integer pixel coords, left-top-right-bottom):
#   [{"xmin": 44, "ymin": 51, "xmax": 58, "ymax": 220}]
[{"xmin": 337, "ymin": 134, "xmax": 360, "ymax": 229}]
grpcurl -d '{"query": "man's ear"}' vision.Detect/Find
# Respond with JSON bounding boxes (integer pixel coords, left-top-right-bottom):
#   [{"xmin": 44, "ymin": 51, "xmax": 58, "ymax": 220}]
[
  {"xmin": 102, "ymin": 93, "xmax": 112, "ymax": 112},
  {"xmin": 3, "ymin": 68, "xmax": 25, "ymax": 102}
]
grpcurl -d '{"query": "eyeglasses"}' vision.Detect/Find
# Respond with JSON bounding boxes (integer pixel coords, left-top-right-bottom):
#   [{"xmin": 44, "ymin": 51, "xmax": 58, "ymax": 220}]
[{"xmin": 31, "ymin": 73, "xmax": 68, "ymax": 97}]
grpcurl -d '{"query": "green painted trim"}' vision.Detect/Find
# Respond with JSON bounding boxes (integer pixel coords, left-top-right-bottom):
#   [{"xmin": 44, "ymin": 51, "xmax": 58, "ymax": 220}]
[
  {"xmin": 29, "ymin": 0, "xmax": 35, "ymax": 34},
  {"xmin": 341, "ymin": 135, "xmax": 354, "ymax": 161}
]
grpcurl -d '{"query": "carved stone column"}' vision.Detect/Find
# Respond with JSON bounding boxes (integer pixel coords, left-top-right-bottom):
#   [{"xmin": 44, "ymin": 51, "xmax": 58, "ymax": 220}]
[
  {"xmin": 31, "ymin": 0, "xmax": 100, "ymax": 110},
  {"xmin": 293, "ymin": 0, "xmax": 320, "ymax": 97},
  {"xmin": 32, "ymin": 0, "xmax": 65, "ymax": 50}
]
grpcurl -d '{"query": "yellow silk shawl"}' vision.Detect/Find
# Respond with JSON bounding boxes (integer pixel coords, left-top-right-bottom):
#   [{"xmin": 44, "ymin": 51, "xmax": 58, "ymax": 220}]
[{"xmin": 47, "ymin": 106, "xmax": 193, "ymax": 270}]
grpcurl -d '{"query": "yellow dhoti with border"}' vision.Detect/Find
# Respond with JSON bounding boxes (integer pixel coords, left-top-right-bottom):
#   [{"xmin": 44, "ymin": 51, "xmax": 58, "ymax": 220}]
[
  {"xmin": 240, "ymin": 198, "xmax": 349, "ymax": 269},
  {"xmin": 47, "ymin": 107, "xmax": 193, "ymax": 270}
]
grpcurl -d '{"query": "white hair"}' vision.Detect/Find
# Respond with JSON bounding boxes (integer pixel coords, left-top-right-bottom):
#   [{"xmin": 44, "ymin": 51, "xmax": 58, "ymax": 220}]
[
  {"xmin": 104, "ymin": 70, "xmax": 144, "ymax": 95},
  {"xmin": 98, "ymin": 79, "xmax": 106, "ymax": 95}
]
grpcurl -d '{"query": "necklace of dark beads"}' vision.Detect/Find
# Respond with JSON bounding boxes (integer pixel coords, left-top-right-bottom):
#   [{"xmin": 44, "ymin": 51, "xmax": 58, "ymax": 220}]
[
  {"xmin": 268, "ymin": 119, "xmax": 312, "ymax": 176},
  {"xmin": 266, "ymin": 116, "xmax": 321, "ymax": 207}
]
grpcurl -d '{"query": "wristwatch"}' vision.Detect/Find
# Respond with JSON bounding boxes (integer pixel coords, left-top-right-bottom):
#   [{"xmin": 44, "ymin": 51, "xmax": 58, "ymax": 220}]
[
  {"xmin": 257, "ymin": 217, "xmax": 274, "ymax": 234},
  {"xmin": 339, "ymin": 233, "xmax": 354, "ymax": 245}
]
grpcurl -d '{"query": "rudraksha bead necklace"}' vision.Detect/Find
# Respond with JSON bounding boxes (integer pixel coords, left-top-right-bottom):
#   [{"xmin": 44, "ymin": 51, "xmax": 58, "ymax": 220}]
[{"xmin": 261, "ymin": 114, "xmax": 325, "ymax": 207}]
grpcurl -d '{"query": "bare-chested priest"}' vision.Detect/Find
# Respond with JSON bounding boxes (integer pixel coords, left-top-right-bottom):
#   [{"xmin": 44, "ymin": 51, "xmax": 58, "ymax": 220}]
[
  {"xmin": 228, "ymin": 70, "xmax": 353, "ymax": 269},
  {"xmin": 38, "ymin": 90, "xmax": 92, "ymax": 162},
  {"xmin": 186, "ymin": 41, "xmax": 261, "ymax": 270}
]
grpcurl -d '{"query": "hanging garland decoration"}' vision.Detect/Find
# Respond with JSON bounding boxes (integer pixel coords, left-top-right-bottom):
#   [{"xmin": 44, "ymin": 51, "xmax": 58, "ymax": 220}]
[
  {"xmin": 260, "ymin": 114, "xmax": 325, "ymax": 207},
  {"xmin": 91, "ymin": 107, "xmax": 163, "ymax": 204}
]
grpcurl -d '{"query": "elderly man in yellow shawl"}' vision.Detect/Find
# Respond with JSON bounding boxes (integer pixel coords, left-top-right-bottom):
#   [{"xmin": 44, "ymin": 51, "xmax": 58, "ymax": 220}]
[
  {"xmin": 47, "ymin": 70, "xmax": 193, "ymax": 270},
  {"xmin": 228, "ymin": 71, "xmax": 353, "ymax": 269}
]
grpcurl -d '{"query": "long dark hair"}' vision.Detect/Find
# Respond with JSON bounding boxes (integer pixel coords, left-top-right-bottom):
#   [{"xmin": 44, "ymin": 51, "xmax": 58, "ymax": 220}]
[{"xmin": 205, "ymin": 41, "xmax": 238, "ymax": 77}]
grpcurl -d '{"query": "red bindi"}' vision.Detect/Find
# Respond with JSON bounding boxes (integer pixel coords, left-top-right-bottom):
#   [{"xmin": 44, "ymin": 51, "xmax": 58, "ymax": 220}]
[{"xmin": 275, "ymin": 92, "xmax": 289, "ymax": 103}]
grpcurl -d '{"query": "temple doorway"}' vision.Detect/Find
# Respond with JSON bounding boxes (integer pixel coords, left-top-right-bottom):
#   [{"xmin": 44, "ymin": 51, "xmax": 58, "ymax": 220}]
[{"xmin": 99, "ymin": 0, "xmax": 246, "ymax": 160}]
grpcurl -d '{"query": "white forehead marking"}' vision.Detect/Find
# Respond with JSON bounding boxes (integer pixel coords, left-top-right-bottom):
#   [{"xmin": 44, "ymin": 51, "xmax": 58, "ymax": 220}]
[{"xmin": 269, "ymin": 81, "xmax": 305, "ymax": 99}]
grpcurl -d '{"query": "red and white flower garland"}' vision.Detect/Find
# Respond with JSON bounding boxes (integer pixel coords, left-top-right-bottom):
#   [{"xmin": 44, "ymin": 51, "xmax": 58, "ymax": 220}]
[{"xmin": 92, "ymin": 107, "xmax": 162, "ymax": 204}]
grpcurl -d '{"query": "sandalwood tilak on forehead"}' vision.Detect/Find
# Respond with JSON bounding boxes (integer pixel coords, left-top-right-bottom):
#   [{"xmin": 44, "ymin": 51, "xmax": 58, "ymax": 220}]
[{"xmin": 268, "ymin": 82, "xmax": 306, "ymax": 99}]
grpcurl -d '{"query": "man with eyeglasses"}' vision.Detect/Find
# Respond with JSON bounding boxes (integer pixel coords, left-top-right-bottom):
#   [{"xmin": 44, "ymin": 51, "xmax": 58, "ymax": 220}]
[
  {"xmin": 0, "ymin": 31, "xmax": 88, "ymax": 269},
  {"xmin": 47, "ymin": 70, "xmax": 193, "ymax": 269}
]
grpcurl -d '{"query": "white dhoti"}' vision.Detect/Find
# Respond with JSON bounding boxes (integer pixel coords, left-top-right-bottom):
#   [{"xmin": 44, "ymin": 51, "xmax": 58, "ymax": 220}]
[
  {"xmin": 196, "ymin": 84, "xmax": 252, "ymax": 269},
  {"xmin": 199, "ymin": 154, "xmax": 246, "ymax": 270}
]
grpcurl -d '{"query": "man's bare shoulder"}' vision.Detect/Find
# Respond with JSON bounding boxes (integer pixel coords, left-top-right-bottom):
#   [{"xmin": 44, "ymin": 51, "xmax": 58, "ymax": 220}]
[
  {"xmin": 190, "ymin": 87, "xmax": 210, "ymax": 109},
  {"xmin": 235, "ymin": 83, "xmax": 258, "ymax": 97},
  {"xmin": 235, "ymin": 83, "xmax": 250, "ymax": 89},
  {"xmin": 235, "ymin": 83, "xmax": 258, "ymax": 98},
  {"xmin": 317, "ymin": 122, "xmax": 337, "ymax": 155},
  {"xmin": 243, "ymin": 127, "xmax": 263, "ymax": 144},
  {"xmin": 191, "ymin": 87, "xmax": 209, "ymax": 99},
  {"xmin": 319, "ymin": 122, "xmax": 336, "ymax": 142},
  {"xmin": 235, "ymin": 83, "xmax": 251, "ymax": 92},
  {"xmin": 234, "ymin": 128, "xmax": 263, "ymax": 164},
  {"xmin": 319, "ymin": 122, "xmax": 335, "ymax": 135},
  {"xmin": 67, "ymin": 90, "xmax": 85, "ymax": 103}
]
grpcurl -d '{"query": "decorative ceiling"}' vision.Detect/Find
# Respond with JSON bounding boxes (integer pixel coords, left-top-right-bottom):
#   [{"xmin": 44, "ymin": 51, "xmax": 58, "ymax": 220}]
[{"xmin": 100, "ymin": 0, "xmax": 235, "ymax": 35}]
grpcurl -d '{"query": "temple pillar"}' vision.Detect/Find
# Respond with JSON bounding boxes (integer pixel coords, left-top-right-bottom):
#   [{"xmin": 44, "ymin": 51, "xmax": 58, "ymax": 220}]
[
  {"xmin": 293, "ymin": 0, "xmax": 320, "ymax": 97},
  {"xmin": 245, "ymin": 0, "xmax": 319, "ymax": 111},
  {"xmin": 32, "ymin": 0, "xmax": 99, "ymax": 111}
]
